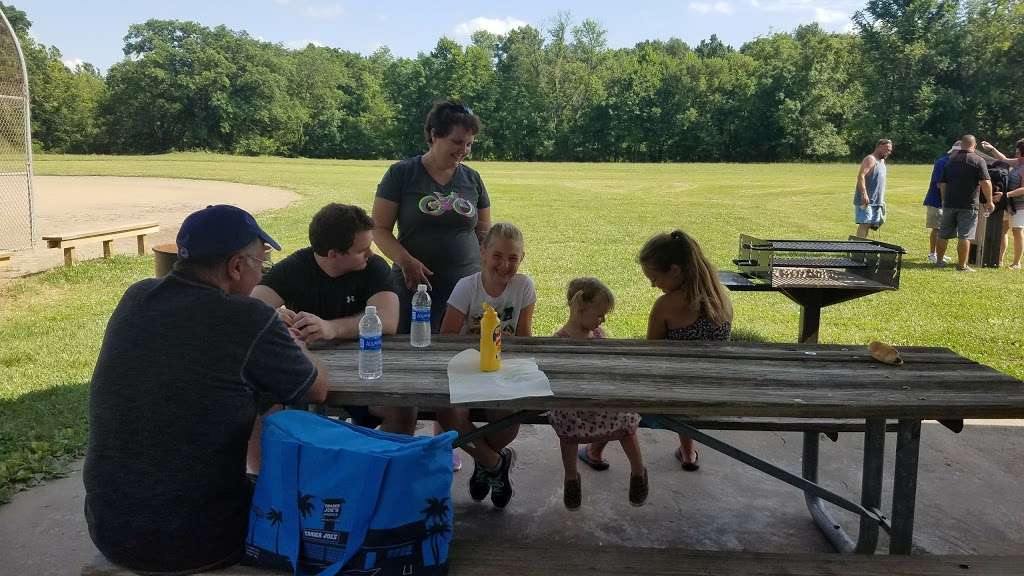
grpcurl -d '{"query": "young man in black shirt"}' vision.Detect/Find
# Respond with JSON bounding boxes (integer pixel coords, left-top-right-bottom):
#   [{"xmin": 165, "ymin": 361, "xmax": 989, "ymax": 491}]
[{"xmin": 251, "ymin": 204, "xmax": 411, "ymax": 466}]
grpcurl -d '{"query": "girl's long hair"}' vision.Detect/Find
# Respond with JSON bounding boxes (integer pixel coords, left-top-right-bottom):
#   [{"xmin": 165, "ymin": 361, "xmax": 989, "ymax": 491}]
[{"xmin": 638, "ymin": 230, "xmax": 733, "ymax": 326}]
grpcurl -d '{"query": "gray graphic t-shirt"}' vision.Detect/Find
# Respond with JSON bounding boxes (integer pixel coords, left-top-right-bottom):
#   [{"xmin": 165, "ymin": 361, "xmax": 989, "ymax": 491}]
[{"xmin": 376, "ymin": 156, "xmax": 490, "ymax": 282}]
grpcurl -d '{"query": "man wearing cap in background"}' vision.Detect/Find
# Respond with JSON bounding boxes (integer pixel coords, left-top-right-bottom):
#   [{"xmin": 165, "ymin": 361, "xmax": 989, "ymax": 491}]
[
  {"xmin": 84, "ymin": 205, "xmax": 328, "ymax": 574},
  {"xmin": 924, "ymin": 140, "xmax": 959, "ymax": 263}
]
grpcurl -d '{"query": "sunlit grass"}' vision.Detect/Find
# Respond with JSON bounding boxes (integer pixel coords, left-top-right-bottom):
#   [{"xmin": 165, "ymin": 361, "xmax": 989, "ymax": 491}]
[{"xmin": 1, "ymin": 152, "xmax": 1020, "ymax": 502}]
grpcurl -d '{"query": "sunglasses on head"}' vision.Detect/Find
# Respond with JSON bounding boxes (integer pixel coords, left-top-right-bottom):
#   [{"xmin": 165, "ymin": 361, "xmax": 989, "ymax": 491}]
[{"xmin": 448, "ymin": 102, "xmax": 473, "ymax": 116}]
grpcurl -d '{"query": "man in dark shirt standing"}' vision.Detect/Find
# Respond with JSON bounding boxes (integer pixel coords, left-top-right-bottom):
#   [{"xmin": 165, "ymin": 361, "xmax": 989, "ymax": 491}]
[
  {"xmin": 251, "ymin": 204, "xmax": 410, "ymax": 461},
  {"xmin": 938, "ymin": 135, "xmax": 995, "ymax": 272},
  {"xmin": 85, "ymin": 205, "xmax": 328, "ymax": 574}
]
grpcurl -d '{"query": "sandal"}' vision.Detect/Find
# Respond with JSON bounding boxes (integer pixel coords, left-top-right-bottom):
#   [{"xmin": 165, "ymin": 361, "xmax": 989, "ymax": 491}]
[
  {"xmin": 628, "ymin": 468, "xmax": 648, "ymax": 507},
  {"xmin": 675, "ymin": 447, "xmax": 700, "ymax": 472},
  {"xmin": 577, "ymin": 445, "xmax": 610, "ymax": 471}
]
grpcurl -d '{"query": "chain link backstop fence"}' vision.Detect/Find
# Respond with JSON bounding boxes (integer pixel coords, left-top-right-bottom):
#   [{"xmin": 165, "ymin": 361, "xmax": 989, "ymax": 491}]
[{"xmin": 0, "ymin": 8, "xmax": 34, "ymax": 251}]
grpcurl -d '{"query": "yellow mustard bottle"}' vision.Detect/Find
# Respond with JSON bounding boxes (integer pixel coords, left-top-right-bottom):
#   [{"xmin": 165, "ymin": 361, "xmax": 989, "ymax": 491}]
[{"xmin": 479, "ymin": 303, "xmax": 502, "ymax": 372}]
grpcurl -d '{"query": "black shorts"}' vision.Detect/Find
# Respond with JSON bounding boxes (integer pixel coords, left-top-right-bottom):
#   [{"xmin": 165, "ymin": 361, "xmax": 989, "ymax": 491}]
[{"xmin": 343, "ymin": 404, "xmax": 383, "ymax": 429}]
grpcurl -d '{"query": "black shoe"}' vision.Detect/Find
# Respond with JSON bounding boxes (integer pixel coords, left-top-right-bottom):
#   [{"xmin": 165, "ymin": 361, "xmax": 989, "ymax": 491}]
[
  {"xmin": 489, "ymin": 447, "xmax": 515, "ymax": 509},
  {"xmin": 469, "ymin": 458, "xmax": 491, "ymax": 501},
  {"xmin": 564, "ymin": 473, "xmax": 582, "ymax": 510}
]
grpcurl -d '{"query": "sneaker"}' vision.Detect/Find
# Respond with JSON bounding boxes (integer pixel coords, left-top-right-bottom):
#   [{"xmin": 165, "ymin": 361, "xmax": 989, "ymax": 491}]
[
  {"xmin": 468, "ymin": 458, "xmax": 491, "ymax": 501},
  {"xmin": 452, "ymin": 451, "xmax": 463, "ymax": 472},
  {"xmin": 956, "ymin": 265, "xmax": 975, "ymax": 272},
  {"xmin": 563, "ymin": 473, "xmax": 582, "ymax": 511},
  {"xmin": 927, "ymin": 253, "xmax": 937, "ymax": 263},
  {"xmin": 489, "ymin": 447, "xmax": 516, "ymax": 509},
  {"xmin": 629, "ymin": 468, "xmax": 649, "ymax": 507},
  {"xmin": 943, "ymin": 255, "xmax": 953, "ymax": 263},
  {"xmin": 935, "ymin": 260, "xmax": 947, "ymax": 268},
  {"xmin": 1010, "ymin": 264, "xmax": 1021, "ymax": 270}
]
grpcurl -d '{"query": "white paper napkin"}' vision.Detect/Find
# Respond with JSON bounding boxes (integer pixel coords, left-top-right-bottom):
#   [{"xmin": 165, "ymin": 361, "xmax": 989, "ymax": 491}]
[{"xmin": 447, "ymin": 348, "xmax": 553, "ymax": 404}]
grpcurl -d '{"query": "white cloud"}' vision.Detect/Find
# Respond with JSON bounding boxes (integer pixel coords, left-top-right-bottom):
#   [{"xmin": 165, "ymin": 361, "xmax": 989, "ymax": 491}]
[
  {"xmin": 304, "ymin": 4, "xmax": 344, "ymax": 19},
  {"xmin": 63, "ymin": 58, "xmax": 85, "ymax": 70},
  {"xmin": 748, "ymin": 0, "xmax": 855, "ymax": 29},
  {"xmin": 814, "ymin": 7, "xmax": 846, "ymax": 24},
  {"xmin": 689, "ymin": 2, "xmax": 734, "ymax": 15},
  {"xmin": 285, "ymin": 39, "xmax": 327, "ymax": 50},
  {"xmin": 453, "ymin": 16, "xmax": 528, "ymax": 38}
]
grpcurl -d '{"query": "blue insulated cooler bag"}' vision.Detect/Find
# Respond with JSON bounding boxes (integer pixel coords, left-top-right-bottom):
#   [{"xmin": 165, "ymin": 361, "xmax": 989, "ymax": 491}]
[{"xmin": 244, "ymin": 410, "xmax": 456, "ymax": 576}]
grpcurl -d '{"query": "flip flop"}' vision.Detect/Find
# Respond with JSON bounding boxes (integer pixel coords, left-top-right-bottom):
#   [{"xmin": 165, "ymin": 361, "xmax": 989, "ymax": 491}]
[
  {"xmin": 675, "ymin": 447, "xmax": 700, "ymax": 472},
  {"xmin": 577, "ymin": 445, "xmax": 610, "ymax": 471}
]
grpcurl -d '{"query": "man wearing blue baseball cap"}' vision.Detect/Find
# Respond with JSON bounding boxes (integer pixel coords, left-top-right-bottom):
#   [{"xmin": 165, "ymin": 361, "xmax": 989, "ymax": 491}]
[{"xmin": 85, "ymin": 205, "xmax": 328, "ymax": 574}]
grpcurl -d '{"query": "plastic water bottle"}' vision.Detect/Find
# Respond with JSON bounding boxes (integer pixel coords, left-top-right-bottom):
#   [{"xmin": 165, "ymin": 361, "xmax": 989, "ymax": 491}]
[
  {"xmin": 359, "ymin": 305, "xmax": 383, "ymax": 380},
  {"xmin": 410, "ymin": 284, "xmax": 432, "ymax": 348}
]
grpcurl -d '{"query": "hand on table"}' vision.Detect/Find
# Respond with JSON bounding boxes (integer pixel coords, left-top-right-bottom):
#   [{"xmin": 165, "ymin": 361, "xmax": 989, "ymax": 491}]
[{"xmin": 293, "ymin": 311, "xmax": 336, "ymax": 343}]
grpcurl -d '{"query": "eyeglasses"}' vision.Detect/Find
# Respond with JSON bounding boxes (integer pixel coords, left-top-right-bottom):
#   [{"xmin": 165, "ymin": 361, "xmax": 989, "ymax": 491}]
[{"xmin": 245, "ymin": 253, "xmax": 273, "ymax": 274}]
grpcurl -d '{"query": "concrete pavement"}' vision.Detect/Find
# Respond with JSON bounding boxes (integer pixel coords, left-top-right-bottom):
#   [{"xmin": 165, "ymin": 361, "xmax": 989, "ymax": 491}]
[{"xmin": 2, "ymin": 421, "xmax": 1022, "ymax": 575}]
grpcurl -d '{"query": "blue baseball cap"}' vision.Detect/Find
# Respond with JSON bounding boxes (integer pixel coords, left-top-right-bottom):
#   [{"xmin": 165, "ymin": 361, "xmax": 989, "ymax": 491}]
[{"xmin": 176, "ymin": 204, "xmax": 281, "ymax": 260}]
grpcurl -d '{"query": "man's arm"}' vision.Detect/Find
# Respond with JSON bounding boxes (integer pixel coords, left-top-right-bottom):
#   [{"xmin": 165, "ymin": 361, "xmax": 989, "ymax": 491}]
[
  {"xmin": 251, "ymin": 285, "xmax": 285, "ymax": 308},
  {"xmin": 298, "ymin": 344, "xmax": 328, "ymax": 404},
  {"xmin": 367, "ymin": 290, "xmax": 399, "ymax": 335},
  {"xmin": 938, "ymin": 182, "xmax": 946, "ymax": 205},
  {"xmin": 980, "ymin": 179, "xmax": 994, "ymax": 206},
  {"xmin": 856, "ymin": 156, "xmax": 875, "ymax": 206}
]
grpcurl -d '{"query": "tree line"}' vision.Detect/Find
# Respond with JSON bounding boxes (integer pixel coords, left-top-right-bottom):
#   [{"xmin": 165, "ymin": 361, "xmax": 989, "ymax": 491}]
[{"xmin": 4, "ymin": 1, "xmax": 1023, "ymax": 163}]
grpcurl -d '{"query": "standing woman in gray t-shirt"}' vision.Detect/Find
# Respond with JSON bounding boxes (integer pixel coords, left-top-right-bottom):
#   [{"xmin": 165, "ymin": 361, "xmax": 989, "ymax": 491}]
[{"xmin": 372, "ymin": 100, "xmax": 491, "ymax": 332}]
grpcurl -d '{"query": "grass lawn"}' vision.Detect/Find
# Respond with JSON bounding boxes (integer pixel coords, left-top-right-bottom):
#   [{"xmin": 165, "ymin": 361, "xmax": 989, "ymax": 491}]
[{"xmin": 1, "ymin": 152, "xmax": 1021, "ymax": 503}]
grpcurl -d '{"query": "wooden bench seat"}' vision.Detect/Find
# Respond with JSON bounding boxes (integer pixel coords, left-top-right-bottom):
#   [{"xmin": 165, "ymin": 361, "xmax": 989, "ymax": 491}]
[
  {"xmin": 83, "ymin": 544, "xmax": 1022, "ymax": 575},
  {"xmin": 43, "ymin": 222, "xmax": 160, "ymax": 267}
]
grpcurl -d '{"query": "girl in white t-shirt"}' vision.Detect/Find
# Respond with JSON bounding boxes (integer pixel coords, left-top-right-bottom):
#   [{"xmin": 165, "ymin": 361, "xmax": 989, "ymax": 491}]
[{"xmin": 437, "ymin": 222, "xmax": 535, "ymax": 509}]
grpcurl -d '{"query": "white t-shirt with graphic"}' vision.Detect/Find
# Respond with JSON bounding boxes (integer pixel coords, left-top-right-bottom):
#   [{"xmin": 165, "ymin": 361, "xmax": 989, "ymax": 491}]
[{"xmin": 447, "ymin": 272, "xmax": 536, "ymax": 336}]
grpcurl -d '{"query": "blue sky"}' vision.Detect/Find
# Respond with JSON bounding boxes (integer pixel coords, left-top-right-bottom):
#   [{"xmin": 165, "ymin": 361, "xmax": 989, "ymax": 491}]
[{"xmin": 11, "ymin": 0, "xmax": 862, "ymax": 72}]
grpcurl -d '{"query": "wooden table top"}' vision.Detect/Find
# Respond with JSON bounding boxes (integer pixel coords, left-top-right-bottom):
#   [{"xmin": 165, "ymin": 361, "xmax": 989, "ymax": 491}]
[{"xmin": 311, "ymin": 336, "xmax": 1024, "ymax": 420}]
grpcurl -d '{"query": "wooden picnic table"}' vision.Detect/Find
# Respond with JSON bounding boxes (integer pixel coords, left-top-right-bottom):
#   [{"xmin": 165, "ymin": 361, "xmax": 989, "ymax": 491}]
[{"xmin": 312, "ymin": 335, "xmax": 1024, "ymax": 555}]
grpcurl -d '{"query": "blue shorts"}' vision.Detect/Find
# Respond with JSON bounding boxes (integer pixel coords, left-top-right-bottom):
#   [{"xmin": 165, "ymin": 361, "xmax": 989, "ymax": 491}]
[{"xmin": 855, "ymin": 204, "xmax": 886, "ymax": 229}]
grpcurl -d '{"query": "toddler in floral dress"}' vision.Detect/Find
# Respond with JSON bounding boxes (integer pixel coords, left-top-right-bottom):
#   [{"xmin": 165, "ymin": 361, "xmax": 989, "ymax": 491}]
[{"xmin": 548, "ymin": 278, "xmax": 647, "ymax": 510}]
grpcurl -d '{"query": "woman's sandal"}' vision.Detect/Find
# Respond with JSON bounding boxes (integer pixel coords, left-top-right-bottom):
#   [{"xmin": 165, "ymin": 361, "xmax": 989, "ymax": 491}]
[
  {"xmin": 675, "ymin": 447, "xmax": 700, "ymax": 472},
  {"xmin": 577, "ymin": 445, "xmax": 610, "ymax": 471}
]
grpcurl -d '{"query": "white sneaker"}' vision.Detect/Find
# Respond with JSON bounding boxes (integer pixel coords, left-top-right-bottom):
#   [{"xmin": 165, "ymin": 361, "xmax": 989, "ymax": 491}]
[
  {"xmin": 927, "ymin": 253, "xmax": 937, "ymax": 263},
  {"xmin": 943, "ymin": 255, "xmax": 952, "ymax": 263}
]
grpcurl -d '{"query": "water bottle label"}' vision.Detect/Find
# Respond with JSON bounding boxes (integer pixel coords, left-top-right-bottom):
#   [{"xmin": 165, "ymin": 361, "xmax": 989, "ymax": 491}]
[
  {"xmin": 412, "ymin": 308, "xmax": 431, "ymax": 323},
  {"xmin": 360, "ymin": 335, "xmax": 382, "ymax": 351}
]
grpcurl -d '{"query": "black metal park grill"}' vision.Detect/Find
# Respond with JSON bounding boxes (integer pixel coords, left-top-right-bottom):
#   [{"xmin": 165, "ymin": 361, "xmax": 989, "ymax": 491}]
[{"xmin": 718, "ymin": 235, "xmax": 906, "ymax": 343}]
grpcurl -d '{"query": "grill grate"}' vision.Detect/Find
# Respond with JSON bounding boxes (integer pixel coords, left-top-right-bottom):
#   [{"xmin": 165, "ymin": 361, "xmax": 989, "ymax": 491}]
[
  {"xmin": 770, "ymin": 268, "xmax": 891, "ymax": 289},
  {"xmin": 751, "ymin": 240, "xmax": 902, "ymax": 253}
]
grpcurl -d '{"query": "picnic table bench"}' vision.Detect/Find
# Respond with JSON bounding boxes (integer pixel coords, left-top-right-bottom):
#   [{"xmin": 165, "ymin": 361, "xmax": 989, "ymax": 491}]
[
  {"xmin": 313, "ymin": 335, "xmax": 1024, "ymax": 556},
  {"xmin": 43, "ymin": 221, "xmax": 160, "ymax": 267}
]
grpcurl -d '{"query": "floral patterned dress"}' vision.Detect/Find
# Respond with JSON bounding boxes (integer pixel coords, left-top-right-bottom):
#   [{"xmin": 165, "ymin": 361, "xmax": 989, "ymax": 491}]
[{"xmin": 548, "ymin": 326, "xmax": 641, "ymax": 443}]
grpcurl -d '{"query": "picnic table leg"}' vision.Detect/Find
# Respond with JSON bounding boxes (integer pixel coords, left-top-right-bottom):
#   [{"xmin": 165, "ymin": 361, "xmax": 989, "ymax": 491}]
[
  {"xmin": 802, "ymin": 431, "xmax": 855, "ymax": 552},
  {"xmin": 63, "ymin": 246, "xmax": 76, "ymax": 267},
  {"xmin": 136, "ymin": 234, "xmax": 147, "ymax": 256},
  {"xmin": 797, "ymin": 293, "xmax": 822, "ymax": 344},
  {"xmin": 855, "ymin": 418, "xmax": 886, "ymax": 553},
  {"xmin": 889, "ymin": 418, "xmax": 922, "ymax": 554},
  {"xmin": 102, "ymin": 240, "xmax": 114, "ymax": 258}
]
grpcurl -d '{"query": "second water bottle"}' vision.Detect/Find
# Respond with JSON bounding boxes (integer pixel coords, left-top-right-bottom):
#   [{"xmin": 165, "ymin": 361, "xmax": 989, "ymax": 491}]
[{"xmin": 410, "ymin": 284, "xmax": 431, "ymax": 347}]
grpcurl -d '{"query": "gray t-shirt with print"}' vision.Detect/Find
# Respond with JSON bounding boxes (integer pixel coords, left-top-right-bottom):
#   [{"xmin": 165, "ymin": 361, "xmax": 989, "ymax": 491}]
[{"xmin": 376, "ymin": 155, "xmax": 490, "ymax": 331}]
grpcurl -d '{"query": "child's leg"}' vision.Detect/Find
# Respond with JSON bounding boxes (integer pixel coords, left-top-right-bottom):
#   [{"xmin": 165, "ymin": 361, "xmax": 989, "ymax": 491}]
[
  {"xmin": 678, "ymin": 435, "xmax": 698, "ymax": 464},
  {"xmin": 482, "ymin": 409, "xmax": 521, "ymax": 451},
  {"xmin": 560, "ymin": 440, "xmax": 579, "ymax": 480},
  {"xmin": 437, "ymin": 407, "xmax": 501, "ymax": 469},
  {"xmin": 619, "ymin": 433, "xmax": 645, "ymax": 476},
  {"xmin": 586, "ymin": 440, "xmax": 609, "ymax": 461}
]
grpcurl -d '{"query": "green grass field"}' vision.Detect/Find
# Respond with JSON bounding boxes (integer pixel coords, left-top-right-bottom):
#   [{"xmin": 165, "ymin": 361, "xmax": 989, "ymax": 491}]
[{"xmin": 1, "ymin": 152, "xmax": 1020, "ymax": 503}]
